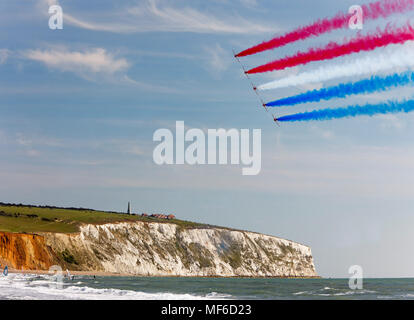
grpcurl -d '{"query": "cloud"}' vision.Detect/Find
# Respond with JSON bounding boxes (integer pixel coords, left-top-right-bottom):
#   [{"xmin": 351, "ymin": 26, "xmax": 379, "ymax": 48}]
[
  {"xmin": 23, "ymin": 47, "xmax": 129, "ymax": 75},
  {"xmin": 14, "ymin": 131, "xmax": 150, "ymax": 158},
  {"xmin": 16, "ymin": 132, "xmax": 64, "ymax": 147},
  {"xmin": 203, "ymin": 44, "xmax": 232, "ymax": 74},
  {"xmin": 0, "ymin": 49, "xmax": 10, "ymax": 64},
  {"xmin": 26, "ymin": 149, "xmax": 41, "ymax": 157},
  {"xmin": 16, "ymin": 133, "xmax": 42, "ymax": 157},
  {"xmin": 16, "ymin": 133, "xmax": 32, "ymax": 147},
  {"xmin": 309, "ymin": 126, "xmax": 335, "ymax": 140},
  {"xmin": 44, "ymin": 0, "xmax": 275, "ymax": 34},
  {"xmin": 127, "ymin": 0, "xmax": 272, "ymax": 34},
  {"xmin": 21, "ymin": 46, "xmax": 182, "ymax": 92},
  {"xmin": 377, "ymin": 114, "xmax": 407, "ymax": 130},
  {"xmin": 89, "ymin": 138, "xmax": 148, "ymax": 157},
  {"xmin": 121, "ymin": 75, "xmax": 182, "ymax": 94}
]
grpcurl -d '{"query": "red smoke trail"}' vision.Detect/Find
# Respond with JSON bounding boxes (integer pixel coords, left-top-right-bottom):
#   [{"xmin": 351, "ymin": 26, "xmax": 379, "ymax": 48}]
[
  {"xmin": 246, "ymin": 24, "xmax": 414, "ymax": 74},
  {"xmin": 236, "ymin": 0, "xmax": 414, "ymax": 58},
  {"xmin": 237, "ymin": 13, "xmax": 347, "ymax": 58}
]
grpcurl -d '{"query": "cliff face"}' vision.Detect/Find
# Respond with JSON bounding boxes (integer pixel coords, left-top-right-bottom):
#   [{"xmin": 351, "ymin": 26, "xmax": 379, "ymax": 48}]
[
  {"xmin": 0, "ymin": 222, "xmax": 317, "ymax": 277},
  {"xmin": 0, "ymin": 232, "xmax": 55, "ymax": 270}
]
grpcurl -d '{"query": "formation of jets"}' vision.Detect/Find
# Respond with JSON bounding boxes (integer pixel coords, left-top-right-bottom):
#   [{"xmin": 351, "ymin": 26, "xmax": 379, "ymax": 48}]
[{"xmin": 233, "ymin": 50, "xmax": 279, "ymax": 125}]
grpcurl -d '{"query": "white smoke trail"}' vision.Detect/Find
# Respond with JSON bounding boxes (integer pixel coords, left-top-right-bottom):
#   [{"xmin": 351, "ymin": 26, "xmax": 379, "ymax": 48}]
[{"xmin": 257, "ymin": 41, "xmax": 414, "ymax": 91}]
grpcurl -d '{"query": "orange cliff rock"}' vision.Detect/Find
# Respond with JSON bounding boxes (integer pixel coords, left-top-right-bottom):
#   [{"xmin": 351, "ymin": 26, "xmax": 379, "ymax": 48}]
[{"xmin": 0, "ymin": 232, "xmax": 56, "ymax": 270}]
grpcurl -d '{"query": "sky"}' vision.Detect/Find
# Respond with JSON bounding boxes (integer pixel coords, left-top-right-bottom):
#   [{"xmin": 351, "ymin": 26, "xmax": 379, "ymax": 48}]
[{"xmin": 2, "ymin": 0, "xmax": 414, "ymax": 278}]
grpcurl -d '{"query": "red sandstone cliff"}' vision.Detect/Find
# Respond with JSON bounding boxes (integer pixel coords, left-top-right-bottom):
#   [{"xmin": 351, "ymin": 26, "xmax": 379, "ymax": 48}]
[{"xmin": 0, "ymin": 232, "xmax": 56, "ymax": 270}]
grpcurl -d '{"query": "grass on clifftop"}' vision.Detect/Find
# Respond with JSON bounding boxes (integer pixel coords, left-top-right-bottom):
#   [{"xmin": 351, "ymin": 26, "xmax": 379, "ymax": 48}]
[{"xmin": 0, "ymin": 202, "xmax": 207, "ymax": 234}]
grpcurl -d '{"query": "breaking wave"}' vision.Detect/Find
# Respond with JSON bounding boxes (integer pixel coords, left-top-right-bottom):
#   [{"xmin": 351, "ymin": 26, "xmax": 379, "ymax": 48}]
[
  {"xmin": 0, "ymin": 273, "xmax": 232, "ymax": 300},
  {"xmin": 293, "ymin": 286, "xmax": 376, "ymax": 297}
]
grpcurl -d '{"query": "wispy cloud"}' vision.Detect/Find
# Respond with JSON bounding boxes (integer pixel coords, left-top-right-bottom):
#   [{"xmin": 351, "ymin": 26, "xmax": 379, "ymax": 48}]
[
  {"xmin": 121, "ymin": 75, "xmax": 182, "ymax": 94},
  {"xmin": 44, "ymin": 0, "xmax": 275, "ymax": 34},
  {"xmin": 203, "ymin": 43, "xmax": 232, "ymax": 74},
  {"xmin": 15, "ymin": 133, "xmax": 47, "ymax": 157},
  {"xmin": 0, "ymin": 49, "xmax": 10, "ymax": 64},
  {"xmin": 23, "ymin": 47, "xmax": 129, "ymax": 75},
  {"xmin": 21, "ymin": 46, "xmax": 186, "ymax": 93},
  {"xmin": 12, "ymin": 131, "xmax": 150, "ymax": 158},
  {"xmin": 376, "ymin": 114, "xmax": 407, "ymax": 130}
]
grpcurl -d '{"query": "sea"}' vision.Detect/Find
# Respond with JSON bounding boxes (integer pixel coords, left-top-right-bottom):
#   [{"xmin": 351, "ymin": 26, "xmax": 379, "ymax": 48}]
[{"xmin": 0, "ymin": 273, "xmax": 413, "ymax": 300}]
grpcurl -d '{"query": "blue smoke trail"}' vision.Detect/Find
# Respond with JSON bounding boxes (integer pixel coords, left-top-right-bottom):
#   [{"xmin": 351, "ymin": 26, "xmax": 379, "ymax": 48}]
[
  {"xmin": 266, "ymin": 72, "xmax": 414, "ymax": 107},
  {"xmin": 277, "ymin": 99, "xmax": 414, "ymax": 122}
]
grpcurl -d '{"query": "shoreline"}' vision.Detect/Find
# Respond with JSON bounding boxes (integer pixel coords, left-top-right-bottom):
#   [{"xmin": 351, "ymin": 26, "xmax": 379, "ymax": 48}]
[{"xmin": 7, "ymin": 268, "xmax": 321, "ymax": 279}]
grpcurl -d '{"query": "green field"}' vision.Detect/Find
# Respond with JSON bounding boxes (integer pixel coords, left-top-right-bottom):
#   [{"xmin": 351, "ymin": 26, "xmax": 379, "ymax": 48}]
[{"xmin": 0, "ymin": 203, "xmax": 206, "ymax": 234}]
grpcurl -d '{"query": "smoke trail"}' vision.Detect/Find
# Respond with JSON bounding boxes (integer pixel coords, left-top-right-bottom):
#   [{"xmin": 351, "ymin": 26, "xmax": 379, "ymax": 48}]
[
  {"xmin": 257, "ymin": 41, "xmax": 414, "ymax": 90},
  {"xmin": 246, "ymin": 23, "xmax": 414, "ymax": 74},
  {"xmin": 266, "ymin": 72, "xmax": 414, "ymax": 107},
  {"xmin": 236, "ymin": 0, "xmax": 414, "ymax": 57},
  {"xmin": 277, "ymin": 99, "xmax": 414, "ymax": 122}
]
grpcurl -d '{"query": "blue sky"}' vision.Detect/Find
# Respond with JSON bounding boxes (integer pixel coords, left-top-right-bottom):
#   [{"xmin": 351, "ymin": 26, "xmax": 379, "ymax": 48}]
[{"xmin": 2, "ymin": 0, "xmax": 414, "ymax": 277}]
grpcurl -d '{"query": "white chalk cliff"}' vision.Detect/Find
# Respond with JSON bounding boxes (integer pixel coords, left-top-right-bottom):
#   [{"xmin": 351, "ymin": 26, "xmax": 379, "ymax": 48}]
[{"xmin": 44, "ymin": 221, "xmax": 317, "ymax": 277}]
